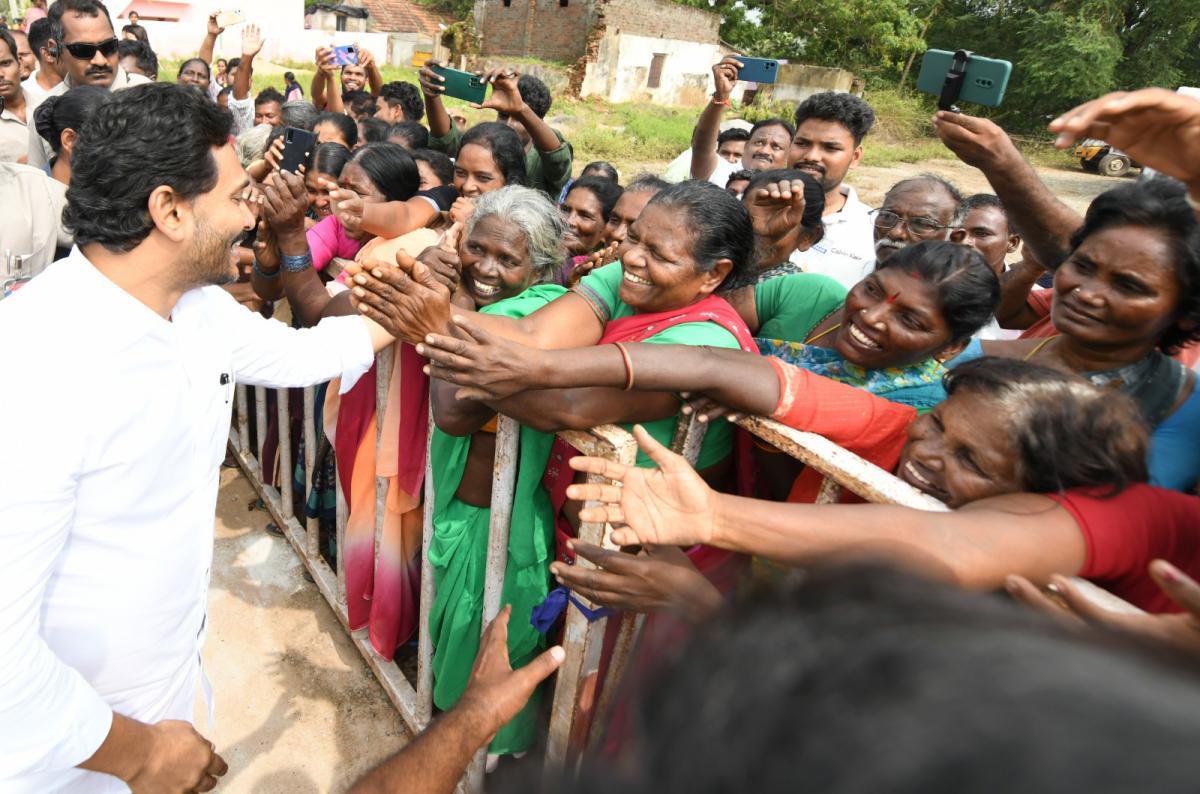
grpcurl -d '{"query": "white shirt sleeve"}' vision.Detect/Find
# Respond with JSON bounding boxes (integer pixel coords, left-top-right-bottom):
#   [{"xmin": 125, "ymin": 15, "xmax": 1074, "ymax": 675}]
[
  {"xmin": 0, "ymin": 378, "xmax": 114, "ymax": 779},
  {"xmin": 227, "ymin": 94, "xmax": 255, "ymax": 137},
  {"xmin": 212, "ymin": 288, "xmax": 375, "ymax": 393}
]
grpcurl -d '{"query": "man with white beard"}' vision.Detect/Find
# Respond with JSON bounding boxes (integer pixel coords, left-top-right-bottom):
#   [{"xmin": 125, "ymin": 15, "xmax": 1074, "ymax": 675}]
[{"xmin": 859, "ymin": 175, "xmax": 968, "ymax": 282}]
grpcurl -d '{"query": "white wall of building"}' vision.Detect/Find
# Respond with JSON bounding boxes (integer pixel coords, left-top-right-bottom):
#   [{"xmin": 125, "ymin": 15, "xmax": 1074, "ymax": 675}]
[
  {"xmin": 112, "ymin": 0, "xmax": 387, "ymax": 66},
  {"xmin": 580, "ymin": 33, "xmax": 721, "ymax": 107}
]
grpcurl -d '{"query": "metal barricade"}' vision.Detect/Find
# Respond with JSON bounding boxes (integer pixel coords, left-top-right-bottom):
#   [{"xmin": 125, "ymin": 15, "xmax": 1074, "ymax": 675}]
[
  {"xmin": 228, "ymin": 359, "xmax": 1142, "ymax": 794},
  {"xmin": 227, "ymin": 357, "xmax": 644, "ymax": 793}
]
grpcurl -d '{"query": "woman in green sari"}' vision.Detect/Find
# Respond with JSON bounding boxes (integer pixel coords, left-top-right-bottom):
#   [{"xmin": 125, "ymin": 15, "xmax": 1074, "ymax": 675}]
[{"xmin": 422, "ymin": 186, "xmax": 569, "ymax": 762}]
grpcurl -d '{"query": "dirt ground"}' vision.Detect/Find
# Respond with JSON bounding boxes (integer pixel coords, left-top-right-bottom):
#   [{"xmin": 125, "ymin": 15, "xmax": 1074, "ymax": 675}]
[
  {"xmin": 197, "ymin": 468, "xmax": 410, "ymax": 794},
  {"xmin": 848, "ymin": 158, "xmax": 1119, "ymax": 215},
  {"xmin": 615, "ymin": 155, "xmax": 1119, "ymax": 217}
]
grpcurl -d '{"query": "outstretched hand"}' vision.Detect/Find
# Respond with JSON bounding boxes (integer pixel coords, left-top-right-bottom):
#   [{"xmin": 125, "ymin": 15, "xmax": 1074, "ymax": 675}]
[
  {"xmin": 1006, "ymin": 560, "xmax": 1200, "ymax": 654},
  {"xmin": 349, "ymin": 254, "xmax": 455, "ymax": 342},
  {"xmin": 566, "ymin": 425, "xmax": 718, "ymax": 547},
  {"xmin": 321, "ymin": 177, "xmax": 365, "ymax": 237},
  {"xmin": 456, "ymin": 605, "xmax": 565, "ymax": 742},
  {"xmin": 478, "ymin": 68, "xmax": 525, "ymax": 116},
  {"xmin": 746, "ymin": 177, "xmax": 808, "ymax": 241},
  {"xmin": 711, "ymin": 57, "xmax": 743, "ymax": 102},
  {"xmin": 549, "ymin": 541, "xmax": 724, "ymax": 622},
  {"xmin": 417, "ymin": 313, "xmax": 547, "ymax": 401},
  {"xmin": 207, "ymin": 13, "xmax": 225, "ymax": 37},
  {"xmin": 931, "ymin": 111, "xmax": 1019, "ymax": 171},
  {"xmin": 261, "ymin": 170, "xmax": 309, "ymax": 236},
  {"xmin": 241, "ymin": 23, "xmax": 264, "ymax": 58},
  {"xmin": 1048, "ymin": 89, "xmax": 1200, "ymax": 190}
]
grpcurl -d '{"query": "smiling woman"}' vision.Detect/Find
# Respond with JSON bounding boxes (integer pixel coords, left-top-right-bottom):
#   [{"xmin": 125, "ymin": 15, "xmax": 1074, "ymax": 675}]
[{"xmin": 959, "ymin": 179, "xmax": 1200, "ymax": 491}]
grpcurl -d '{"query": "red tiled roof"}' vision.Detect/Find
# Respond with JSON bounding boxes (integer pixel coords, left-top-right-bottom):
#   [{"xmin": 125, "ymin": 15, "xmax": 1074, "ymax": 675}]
[{"xmin": 361, "ymin": 0, "xmax": 453, "ymax": 37}]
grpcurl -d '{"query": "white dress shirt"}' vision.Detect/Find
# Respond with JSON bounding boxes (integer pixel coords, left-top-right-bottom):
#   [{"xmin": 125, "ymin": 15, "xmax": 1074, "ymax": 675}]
[
  {"xmin": 0, "ymin": 251, "xmax": 374, "ymax": 792},
  {"xmin": 792, "ymin": 185, "xmax": 876, "ymax": 290}
]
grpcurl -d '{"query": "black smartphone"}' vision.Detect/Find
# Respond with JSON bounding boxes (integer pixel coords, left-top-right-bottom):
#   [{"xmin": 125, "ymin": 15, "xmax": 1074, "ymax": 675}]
[{"xmin": 278, "ymin": 127, "xmax": 315, "ymax": 174}]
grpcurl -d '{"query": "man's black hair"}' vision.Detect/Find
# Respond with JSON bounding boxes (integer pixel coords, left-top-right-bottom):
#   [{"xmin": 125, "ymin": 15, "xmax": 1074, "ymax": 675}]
[
  {"xmin": 724, "ymin": 168, "xmax": 753, "ymax": 188},
  {"xmin": 0, "ymin": 28, "xmax": 15, "ymax": 64},
  {"xmin": 749, "ymin": 117, "xmax": 795, "ymax": 141},
  {"xmin": 411, "ymin": 148, "xmax": 453, "ymax": 186},
  {"xmin": 553, "ymin": 563, "xmax": 1200, "ymax": 794},
  {"xmin": 117, "ymin": 38, "xmax": 155, "ymax": 78},
  {"xmin": 254, "ymin": 87, "xmax": 284, "ymax": 107},
  {"xmin": 717, "ymin": 127, "xmax": 750, "ymax": 145},
  {"xmin": 387, "ymin": 120, "xmax": 429, "ymax": 150},
  {"xmin": 27, "ymin": 17, "xmax": 53, "ymax": 58},
  {"xmin": 316, "ymin": 111, "xmax": 358, "ymax": 148},
  {"xmin": 63, "ymin": 82, "xmax": 233, "ymax": 252},
  {"xmin": 1069, "ymin": 178, "xmax": 1200, "ymax": 354},
  {"xmin": 49, "ymin": 0, "xmax": 114, "ymax": 51},
  {"xmin": 226, "ymin": 56, "xmax": 240, "ymax": 71},
  {"xmin": 344, "ymin": 90, "xmax": 376, "ymax": 117},
  {"xmin": 358, "ymin": 116, "xmax": 389, "ymax": 144},
  {"xmin": 793, "ymin": 90, "xmax": 876, "ymax": 145},
  {"xmin": 380, "ymin": 80, "xmax": 424, "ymax": 122},
  {"xmin": 517, "ymin": 74, "xmax": 551, "ymax": 118}
]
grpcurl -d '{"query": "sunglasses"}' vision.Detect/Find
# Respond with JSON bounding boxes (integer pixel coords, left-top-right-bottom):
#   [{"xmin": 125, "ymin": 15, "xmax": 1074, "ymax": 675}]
[{"xmin": 63, "ymin": 37, "xmax": 119, "ymax": 60}]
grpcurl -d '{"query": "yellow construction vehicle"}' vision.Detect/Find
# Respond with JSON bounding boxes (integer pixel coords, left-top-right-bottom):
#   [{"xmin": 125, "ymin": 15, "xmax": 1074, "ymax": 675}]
[{"xmin": 1074, "ymin": 139, "xmax": 1137, "ymax": 177}]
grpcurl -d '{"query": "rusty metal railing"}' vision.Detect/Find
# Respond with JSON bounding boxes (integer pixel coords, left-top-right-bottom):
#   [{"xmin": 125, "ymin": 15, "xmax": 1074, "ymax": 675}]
[{"xmin": 228, "ymin": 358, "xmax": 1142, "ymax": 794}]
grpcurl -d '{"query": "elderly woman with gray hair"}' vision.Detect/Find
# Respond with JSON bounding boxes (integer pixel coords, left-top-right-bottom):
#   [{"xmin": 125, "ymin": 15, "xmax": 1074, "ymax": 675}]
[{"xmin": 420, "ymin": 184, "xmax": 573, "ymax": 767}]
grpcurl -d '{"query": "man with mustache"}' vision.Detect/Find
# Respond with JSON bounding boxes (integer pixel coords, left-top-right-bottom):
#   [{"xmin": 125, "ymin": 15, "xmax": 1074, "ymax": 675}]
[
  {"xmin": 0, "ymin": 83, "xmax": 392, "ymax": 793},
  {"xmin": 865, "ymin": 174, "xmax": 968, "ymax": 278},
  {"xmin": 24, "ymin": 0, "xmax": 149, "ymax": 169},
  {"xmin": 0, "ymin": 29, "xmax": 32, "ymax": 162},
  {"xmin": 787, "ymin": 91, "xmax": 879, "ymax": 289},
  {"xmin": 690, "ymin": 57, "xmax": 794, "ymax": 187}
]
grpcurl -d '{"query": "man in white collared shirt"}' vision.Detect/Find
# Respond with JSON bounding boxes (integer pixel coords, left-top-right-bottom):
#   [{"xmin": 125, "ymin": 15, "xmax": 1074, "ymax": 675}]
[
  {"xmin": 0, "ymin": 83, "xmax": 391, "ymax": 793},
  {"xmin": 787, "ymin": 92, "xmax": 878, "ymax": 290},
  {"xmin": 20, "ymin": 17, "xmax": 63, "ymax": 106},
  {"xmin": 25, "ymin": 0, "xmax": 150, "ymax": 169}
]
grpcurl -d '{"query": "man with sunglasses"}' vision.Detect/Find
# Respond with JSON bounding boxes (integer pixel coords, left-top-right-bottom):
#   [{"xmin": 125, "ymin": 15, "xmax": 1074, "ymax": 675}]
[{"xmin": 24, "ymin": 0, "xmax": 149, "ymax": 169}]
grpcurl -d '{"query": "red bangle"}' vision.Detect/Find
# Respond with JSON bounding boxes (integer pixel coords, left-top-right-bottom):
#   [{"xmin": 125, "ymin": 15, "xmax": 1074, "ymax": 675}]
[
  {"xmin": 613, "ymin": 342, "xmax": 635, "ymax": 391},
  {"xmin": 711, "ymin": 95, "xmax": 731, "ymax": 107}
]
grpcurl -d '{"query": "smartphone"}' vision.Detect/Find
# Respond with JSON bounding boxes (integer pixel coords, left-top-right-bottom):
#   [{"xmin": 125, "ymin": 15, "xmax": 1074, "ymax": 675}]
[
  {"xmin": 214, "ymin": 9, "xmax": 244, "ymax": 27},
  {"xmin": 278, "ymin": 127, "xmax": 315, "ymax": 175},
  {"xmin": 431, "ymin": 64, "xmax": 488, "ymax": 104},
  {"xmin": 735, "ymin": 57, "xmax": 779, "ymax": 85},
  {"xmin": 916, "ymin": 49, "xmax": 1012, "ymax": 108},
  {"xmin": 332, "ymin": 45, "xmax": 359, "ymax": 67}
]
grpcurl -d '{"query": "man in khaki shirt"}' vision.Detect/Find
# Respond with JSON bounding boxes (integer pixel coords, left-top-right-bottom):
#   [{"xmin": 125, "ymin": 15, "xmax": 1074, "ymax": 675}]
[
  {"xmin": 0, "ymin": 161, "xmax": 69, "ymax": 278},
  {"xmin": 25, "ymin": 0, "xmax": 150, "ymax": 169},
  {"xmin": 0, "ymin": 30, "xmax": 31, "ymax": 163}
]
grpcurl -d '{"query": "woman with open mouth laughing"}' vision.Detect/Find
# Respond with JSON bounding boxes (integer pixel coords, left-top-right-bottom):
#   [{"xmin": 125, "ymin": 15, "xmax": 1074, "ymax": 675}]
[{"xmin": 953, "ymin": 179, "xmax": 1200, "ymax": 492}]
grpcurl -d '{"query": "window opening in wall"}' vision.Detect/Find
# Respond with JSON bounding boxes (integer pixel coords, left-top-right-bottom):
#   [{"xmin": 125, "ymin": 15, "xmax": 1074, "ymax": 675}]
[
  {"xmin": 503, "ymin": 0, "xmax": 511, "ymax": 6},
  {"xmin": 648, "ymin": 53, "xmax": 666, "ymax": 88},
  {"xmin": 559, "ymin": 0, "xmax": 569, "ymax": 6},
  {"xmin": 336, "ymin": 14, "xmax": 347, "ymax": 31}
]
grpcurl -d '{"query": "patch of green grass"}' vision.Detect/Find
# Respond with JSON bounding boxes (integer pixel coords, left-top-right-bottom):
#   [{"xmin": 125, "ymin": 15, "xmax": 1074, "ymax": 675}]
[{"xmin": 860, "ymin": 140, "xmax": 955, "ymax": 168}]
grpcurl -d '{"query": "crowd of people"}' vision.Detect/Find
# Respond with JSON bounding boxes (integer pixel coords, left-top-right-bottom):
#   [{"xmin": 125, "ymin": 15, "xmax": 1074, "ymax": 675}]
[{"xmin": 3, "ymin": 1, "xmax": 1200, "ymax": 792}]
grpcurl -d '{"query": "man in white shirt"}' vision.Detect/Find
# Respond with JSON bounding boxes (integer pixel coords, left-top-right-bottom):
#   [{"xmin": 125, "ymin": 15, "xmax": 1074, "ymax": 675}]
[
  {"xmin": 0, "ymin": 82, "xmax": 391, "ymax": 793},
  {"xmin": 787, "ymin": 92, "xmax": 878, "ymax": 289},
  {"xmin": 25, "ymin": 0, "xmax": 150, "ymax": 169},
  {"xmin": 20, "ymin": 17, "xmax": 63, "ymax": 107},
  {"xmin": 690, "ymin": 58, "xmax": 794, "ymax": 187}
]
